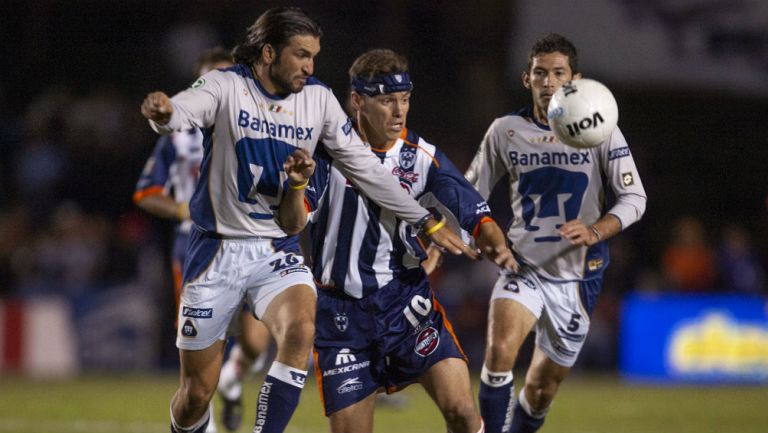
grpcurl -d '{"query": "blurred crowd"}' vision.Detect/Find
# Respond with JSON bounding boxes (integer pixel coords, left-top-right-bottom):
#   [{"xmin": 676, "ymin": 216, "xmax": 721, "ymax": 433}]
[{"xmin": 2, "ymin": 1, "xmax": 767, "ymax": 372}]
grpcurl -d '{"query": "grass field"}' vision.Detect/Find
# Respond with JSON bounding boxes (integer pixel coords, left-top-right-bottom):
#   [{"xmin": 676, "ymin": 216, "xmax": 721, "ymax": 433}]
[{"xmin": 1, "ymin": 372, "xmax": 767, "ymax": 433}]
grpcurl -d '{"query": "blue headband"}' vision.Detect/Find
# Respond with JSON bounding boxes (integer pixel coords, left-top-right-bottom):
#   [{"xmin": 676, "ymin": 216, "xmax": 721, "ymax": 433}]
[{"xmin": 351, "ymin": 73, "xmax": 414, "ymax": 96}]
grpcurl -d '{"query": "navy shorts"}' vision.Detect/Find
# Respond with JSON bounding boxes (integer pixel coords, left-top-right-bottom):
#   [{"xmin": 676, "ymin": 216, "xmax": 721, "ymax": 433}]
[{"xmin": 313, "ymin": 270, "xmax": 466, "ymax": 415}]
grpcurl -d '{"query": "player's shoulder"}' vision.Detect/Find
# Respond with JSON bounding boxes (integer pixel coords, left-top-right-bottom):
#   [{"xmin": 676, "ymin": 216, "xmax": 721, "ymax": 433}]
[{"xmin": 400, "ymin": 128, "xmax": 437, "ymax": 158}]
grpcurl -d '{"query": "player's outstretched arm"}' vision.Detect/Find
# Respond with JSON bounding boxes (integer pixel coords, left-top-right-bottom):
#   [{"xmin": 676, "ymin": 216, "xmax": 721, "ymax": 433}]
[
  {"xmin": 422, "ymin": 217, "xmax": 479, "ymax": 259},
  {"xmin": 475, "ymin": 221, "xmax": 518, "ymax": 271},
  {"xmin": 140, "ymin": 91, "xmax": 174, "ymax": 125},
  {"xmin": 277, "ymin": 149, "xmax": 315, "ymax": 235}
]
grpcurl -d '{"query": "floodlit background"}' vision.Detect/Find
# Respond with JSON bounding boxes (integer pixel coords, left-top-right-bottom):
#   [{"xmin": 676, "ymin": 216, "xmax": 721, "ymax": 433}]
[{"xmin": 1, "ymin": 1, "xmax": 767, "ymax": 432}]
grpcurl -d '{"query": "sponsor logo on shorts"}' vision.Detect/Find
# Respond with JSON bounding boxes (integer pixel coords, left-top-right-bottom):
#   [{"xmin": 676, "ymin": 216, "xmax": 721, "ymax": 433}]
[
  {"xmin": 280, "ymin": 266, "xmax": 309, "ymax": 277},
  {"xmin": 337, "ymin": 377, "xmax": 364, "ymax": 394},
  {"xmin": 323, "ymin": 360, "xmax": 371, "ymax": 377},
  {"xmin": 414, "ymin": 327, "xmax": 440, "ymax": 357},
  {"xmin": 504, "ymin": 281, "xmax": 519, "ymax": 293},
  {"xmin": 181, "ymin": 319, "xmax": 197, "ymax": 337},
  {"xmin": 587, "ymin": 258, "xmax": 604, "ymax": 271},
  {"xmin": 182, "ymin": 307, "xmax": 213, "ymax": 318},
  {"xmin": 335, "ymin": 348, "xmax": 355, "ymax": 365},
  {"xmin": 290, "ymin": 371, "xmax": 307, "ymax": 386},
  {"xmin": 334, "ymin": 313, "xmax": 348, "ymax": 332},
  {"xmin": 552, "ymin": 342, "xmax": 577, "ymax": 357}
]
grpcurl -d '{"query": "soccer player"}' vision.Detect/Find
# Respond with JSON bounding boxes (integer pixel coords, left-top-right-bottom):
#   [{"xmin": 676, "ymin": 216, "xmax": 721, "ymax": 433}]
[
  {"xmin": 465, "ymin": 33, "xmax": 647, "ymax": 433},
  {"xmin": 134, "ymin": 47, "xmax": 272, "ymax": 433},
  {"xmin": 140, "ymin": 8, "xmax": 476, "ymax": 433},
  {"xmin": 304, "ymin": 48, "xmax": 516, "ymax": 433}
]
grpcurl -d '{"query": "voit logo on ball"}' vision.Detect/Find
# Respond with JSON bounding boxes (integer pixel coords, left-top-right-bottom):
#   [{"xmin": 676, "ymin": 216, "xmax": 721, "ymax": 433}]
[{"xmin": 414, "ymin": 327, "xmax": 440, "ymax": 357}]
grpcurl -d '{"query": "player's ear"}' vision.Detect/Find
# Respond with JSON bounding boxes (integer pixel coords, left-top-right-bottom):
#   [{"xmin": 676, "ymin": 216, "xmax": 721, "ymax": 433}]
[
  {"xmin": 573, "ymin": 72, "xmax": 582, "ymax": 80},
  {"xmin": 350, "ymin": 92, "xmax": 363, "ymax": 111},
  {"xmin": 262, "ymin": 44, "xmax": 276, "ymax": 65},
  {"xmin": 521, "ymin": 71, "xmax": 531, "ymax": 89}
]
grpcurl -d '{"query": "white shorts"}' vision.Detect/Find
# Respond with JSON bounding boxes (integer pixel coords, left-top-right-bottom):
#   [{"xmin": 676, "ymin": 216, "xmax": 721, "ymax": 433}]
[
  {"xmin": 490, "ymin": 266, "xmax": 601, "ymax": 367},
  {"xmin": 176, "ymin": 230, "xmax": 316, "ymax": 350}
]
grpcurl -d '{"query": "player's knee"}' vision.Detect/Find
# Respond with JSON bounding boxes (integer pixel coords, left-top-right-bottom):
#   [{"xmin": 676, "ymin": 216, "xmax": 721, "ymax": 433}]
[
  {"xmin": 441, "ymin": 398, "xmax": 478, "ymax": 429},
  {"xmin": 280, "ymin": 319, "xmax": 315, "ymax": 351},
  {"xmin": 485, "ymin": 339, "xmax": 519, "ymax": 369},
  {"xmin": 525, "ymin": 378, "xmax": 560, "ymax": 411},
  {"xmin": 182, "ymin": 381, "xmax": 215, "ymax": 410}
]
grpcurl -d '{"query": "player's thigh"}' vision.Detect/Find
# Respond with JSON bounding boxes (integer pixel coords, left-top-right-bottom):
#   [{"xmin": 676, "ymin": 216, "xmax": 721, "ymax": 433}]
[
  {"xmin": 485, "ymin": 298, "xmax": 538, "ymax": 367},
  {"xmin": 259, "ymin": 283, "xmax": 316, "ymax": 365},
  {"xmin": 328, "ymin": 393, "xmax": 377, "ymax": 433},
  {"xmin": 240, "ymin": 310, "xmax": 271, "ymax": 355},
  {"xmin": 419, "ymin": 357, "xmax": 476, "ymax": 415}
]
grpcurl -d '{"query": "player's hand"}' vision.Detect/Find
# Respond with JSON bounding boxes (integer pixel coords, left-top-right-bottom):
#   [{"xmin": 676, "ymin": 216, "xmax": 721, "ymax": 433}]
[
  {"xmin": 421, "ymin": 243, "xmax": 444, "ymax": 275},
  {"xmin": 476, "ymin": 220, "xmax": 518, "ymax": 271},
  {"xmin": 283, "ymin": 149, "xmax": 315, "ymax": 186},
  {"xmin": 141, "ymin": 91, "xmax": 174, "ymax": 124},
  {"xmin": 559, "ymin": 219, "xmax": 598, "ymax": 246},
  {"xmin": 424, "ymin": 218, "xmax": 479, "ymax": 259}
]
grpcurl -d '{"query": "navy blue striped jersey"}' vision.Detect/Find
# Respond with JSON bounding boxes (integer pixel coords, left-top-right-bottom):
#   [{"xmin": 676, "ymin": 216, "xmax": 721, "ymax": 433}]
[{"xmin": 307, "ymin": 128, "xmax": 492, "ymax": 299}]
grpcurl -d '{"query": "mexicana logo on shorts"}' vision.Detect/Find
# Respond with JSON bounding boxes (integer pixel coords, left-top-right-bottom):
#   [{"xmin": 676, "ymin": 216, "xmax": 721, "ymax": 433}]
[
  {"xmin": 182, "ymin": 307, "xmax": 213, "ymax": 318},
  {"xmin": 181, "ymin": 319, "xmax": 197, "ymax": 337}
]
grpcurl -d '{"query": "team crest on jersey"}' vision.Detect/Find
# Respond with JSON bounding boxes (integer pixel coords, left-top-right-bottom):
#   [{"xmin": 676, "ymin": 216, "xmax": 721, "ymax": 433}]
[
  {"xmin": 191, "ymin": 78, "xmax": 205, "ymax": 89},
  {"xmin": 334, "ymin": 313, "xmax": 349, "ymax": 332},
  {"xmin": 530, "ymin": 135, "xmax": 557, "ymax": 144},
  {"xmin": 414, "ymin": 327, "xmax": 440, "ymax": 357},
  {"xmin": 399, "ymin": 150, "xmax": 416, "ymax": 169},
  {"xmin": 622, "ymin": 172, "xmax": 635, "ymax": 187},
  {"xmin": 588, "ymin": 258, "xmax": 604, "ymax": 271},
  {"xmin": 181, "ymin": 319, "xmax": 198, "ymax": 337}
]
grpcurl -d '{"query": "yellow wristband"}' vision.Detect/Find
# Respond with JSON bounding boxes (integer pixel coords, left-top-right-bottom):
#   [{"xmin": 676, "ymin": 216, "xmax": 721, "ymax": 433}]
[
  {"xmin": 423, "ymin": 218, "xmax": 446, "ymax": 236},
  {"xmin": 288, "ymin": 179, "xmax": 309, "ymax": 190},
  {"xmin": 175, "ymin": 202, "xmax": 189, "ymax": 221}
]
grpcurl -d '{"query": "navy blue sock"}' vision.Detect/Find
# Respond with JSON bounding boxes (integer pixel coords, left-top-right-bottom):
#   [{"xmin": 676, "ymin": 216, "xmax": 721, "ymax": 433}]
[
  {"xmin": 253, "ymin": 362, "xmax": 307, "ymax": 433},
  {"xmin": 509, "ymin": 390, "xmax": 546, "ymax": 433},
  {"xmin": 478, "ymin": 365, "xmax": 515, "ymax": 433}
]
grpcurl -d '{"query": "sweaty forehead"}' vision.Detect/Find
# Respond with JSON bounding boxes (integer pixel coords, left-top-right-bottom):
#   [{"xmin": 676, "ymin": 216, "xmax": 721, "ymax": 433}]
[
  {"xmin": 531, "ymin": 52, "xmax": 571, "ymax": 71},
  {"xmin": 285, "ymin": 34, "xmax": 321, "ymax": 55}
]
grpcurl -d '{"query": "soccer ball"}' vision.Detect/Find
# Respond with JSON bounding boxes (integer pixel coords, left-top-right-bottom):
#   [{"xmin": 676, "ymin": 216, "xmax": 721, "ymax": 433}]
[{"xmin": 547, "ymin": 78, "xmax": 618, "ymax": 148}]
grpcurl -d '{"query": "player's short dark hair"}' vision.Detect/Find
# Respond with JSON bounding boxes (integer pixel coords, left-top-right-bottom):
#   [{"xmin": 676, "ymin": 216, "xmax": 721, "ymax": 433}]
[
  {"xmin": 527, "ymin": 33, "xmax": 579, "ymax": 74},
  {"xmin": 194, "ymin": 46, "xmax": 232, "ymax": 75},
  {"xmin": 232, "ymin": 7, "xmax": 323, "ymax": 65},
  {"xmin": 348, "ymin": 49, "xmax": 409, "ymax": 81}
]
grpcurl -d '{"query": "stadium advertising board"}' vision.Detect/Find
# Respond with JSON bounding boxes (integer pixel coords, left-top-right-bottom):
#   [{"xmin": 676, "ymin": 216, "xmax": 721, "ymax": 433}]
[{"xmin": 620, "ymin": 293, "xmax": 768, "ymax": 383}]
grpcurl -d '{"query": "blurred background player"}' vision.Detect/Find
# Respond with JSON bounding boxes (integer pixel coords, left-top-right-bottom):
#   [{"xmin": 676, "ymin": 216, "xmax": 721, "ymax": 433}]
[
  {"xmin": 140, "ymin": 7, "xmax": 476, "ymax": 433},
  {"xmin": 133, "ymin": 47, "xmax": 271, "ymax": 433},
  {"xmin": 305, "ymin": 48, "xmax": 516, "ymax": 433},
  {"xmin": 464, "ymin": 33, "xmax": 647, "ymax": 433}
]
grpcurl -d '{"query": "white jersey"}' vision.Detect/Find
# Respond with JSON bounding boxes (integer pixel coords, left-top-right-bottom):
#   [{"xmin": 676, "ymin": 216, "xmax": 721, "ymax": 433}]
[
  {"xmin": 466, "ymin": 107, "xmax": 647, "ymax": 281},
  {"xmin": 134, "ymin": 129, "xmax": 203, "ymax": 233},
  {"xmin": 149, "ymin": 64, "xmax": 429, "ymax": 238}
]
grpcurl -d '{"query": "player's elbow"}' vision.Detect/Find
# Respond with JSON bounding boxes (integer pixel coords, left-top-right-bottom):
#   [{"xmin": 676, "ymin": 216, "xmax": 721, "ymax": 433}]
[{"xmin": 278, "ymin": 218, "xmax": 307, "ymax": 235}]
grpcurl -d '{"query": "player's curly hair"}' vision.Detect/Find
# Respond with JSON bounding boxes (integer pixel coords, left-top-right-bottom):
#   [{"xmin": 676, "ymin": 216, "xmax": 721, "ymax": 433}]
[
  {"xmin": 528, "ymin": 33, "xmax": 579, "ymax": 74},
  {"xmin": 232, "ymin": 7, "xmax": 323, "ymax": 66},
  {"xmin": 348, "ymin": 49, "xmax": 409, "ymax": 81}
]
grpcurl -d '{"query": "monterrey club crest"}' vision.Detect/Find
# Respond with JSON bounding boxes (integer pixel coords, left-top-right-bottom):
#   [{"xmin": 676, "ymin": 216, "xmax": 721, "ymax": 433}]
[
  {"xmin": 414, "ymin": 327, "xmax": 440, "ymax": 357},
  {"xmin": 399, "ymin": 150, "xmax": 416, "ymax": 170},
  {"xmin": 334, "ymin": 313, "xmax": 348, "ymax": 332}
]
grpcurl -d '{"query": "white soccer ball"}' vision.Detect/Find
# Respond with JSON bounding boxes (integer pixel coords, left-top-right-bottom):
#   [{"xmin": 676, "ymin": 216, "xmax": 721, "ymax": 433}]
[{"xmin": 547, "ymin": 78, "xmax": 618, "ymax": 148}]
